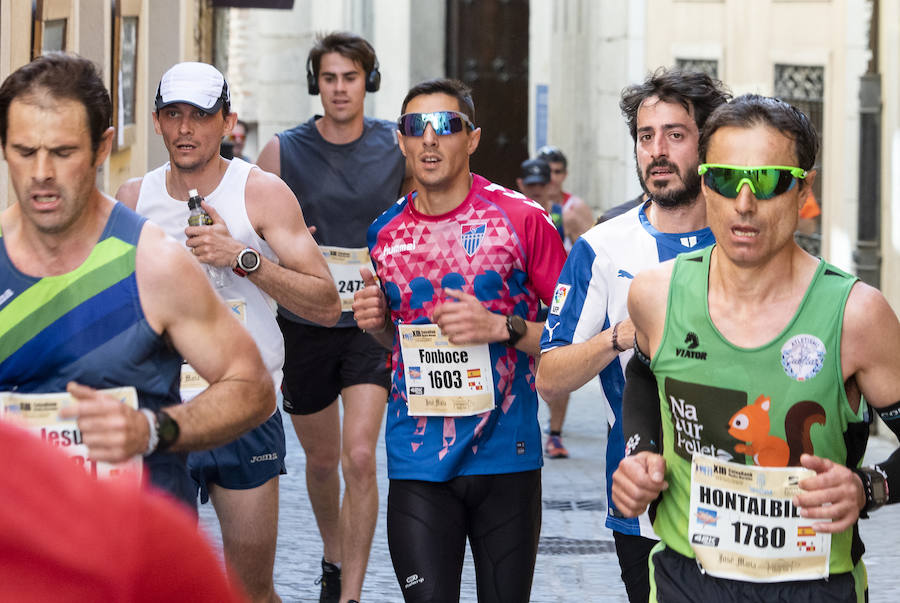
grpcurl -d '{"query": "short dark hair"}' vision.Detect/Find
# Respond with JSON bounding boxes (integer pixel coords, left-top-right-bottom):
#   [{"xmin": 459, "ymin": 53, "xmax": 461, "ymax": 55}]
[
  {"xmin": 400, "ymin": 78, "xmax": 475, "ymax": 123},
  {"xmin": 309, "ymin": 31, "xmax": 377, "ymax": 79},
  {"xmin": 537, "ymin": 145, "xmax": 567, "ymax": 169},
  {"xmin": 0, "ymin": 52, "xmax": 111, "ymax": 153},
  {"xmin": 619, "ymin": 67, "xmax": 731, "ymax": 142},
  {"xmin": 698, "ymin": 94, "xmax": 819, "ymax": 170}
]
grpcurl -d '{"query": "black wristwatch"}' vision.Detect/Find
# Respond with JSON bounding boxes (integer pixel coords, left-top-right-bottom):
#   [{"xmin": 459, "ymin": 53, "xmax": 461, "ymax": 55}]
[
  {"xmin": 505, "ymin": 314, "xmax": 527, "ymax": 347},
  {"xmin": 854, "ymin": 466, "xmax": 889, "ymax": 516},
  {"xmin": 155, "ymin": 409, "xmax": 180, "ymax": 453},
  {"xmin": 233, "ymin": 247, "xmax": 261, "ymax": 277}
]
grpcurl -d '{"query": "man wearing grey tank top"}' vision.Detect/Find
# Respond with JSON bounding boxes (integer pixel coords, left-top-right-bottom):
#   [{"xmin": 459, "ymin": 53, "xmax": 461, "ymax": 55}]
[{"xmin": 257, "ymin": 32, "xmax": 408, "ymax": 603}]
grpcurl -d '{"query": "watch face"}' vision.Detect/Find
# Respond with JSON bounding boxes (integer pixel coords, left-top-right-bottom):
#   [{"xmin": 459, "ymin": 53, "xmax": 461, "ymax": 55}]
[
  {"xmin": 240, "ymin": 249, "xmax": 260, "ymax": 271},
  {"xmin": 157, "ymin": 411, "xmax": 180, "ymax": 446},
  {"xmin": 511, "ymin": 315, "xmax": 526, "ymax": 336},
  {"xmin": 872, "ymin": 473, "xmax": 888, "ymax": 504}
]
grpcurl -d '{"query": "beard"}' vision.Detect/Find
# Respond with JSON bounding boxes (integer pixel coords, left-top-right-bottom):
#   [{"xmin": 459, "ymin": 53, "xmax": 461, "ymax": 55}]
[{"xmin": 636, "ymin": 157, "xmax": 702, "ymax": 209}]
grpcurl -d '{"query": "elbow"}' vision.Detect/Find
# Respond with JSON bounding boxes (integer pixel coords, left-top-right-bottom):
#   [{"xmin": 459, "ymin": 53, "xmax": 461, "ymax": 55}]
[
  {"xmin": 321, "ymin": 292, "xmax": 342, "ymax": 327},
  {"xmin": 535, "ymin": 366, "xmax": 561, "ymax": 401},
  {"xmin": 252, "ymin": 374, "xmax": 277, "ymax": 426}
]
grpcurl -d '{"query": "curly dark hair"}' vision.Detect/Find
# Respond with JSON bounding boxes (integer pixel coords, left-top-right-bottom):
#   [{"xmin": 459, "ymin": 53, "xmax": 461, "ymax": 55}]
[
  {"xmin": 0, "ymin": 52, "xmax": 111, "ymax": 153},
  {"xmin": 698, "ymin": 94, "xmax": 819, "ymax": 170},
  {"xmin": 619, "ymin": 67, "xmax": 731, "ymax": 142}
]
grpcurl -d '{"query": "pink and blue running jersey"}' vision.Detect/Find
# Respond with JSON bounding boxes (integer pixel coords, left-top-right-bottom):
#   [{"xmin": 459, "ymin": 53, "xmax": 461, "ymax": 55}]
[
  {"xmin": 368, "ymin": 174, "xmax": 567, "ymax": 481},
  {"xmin": 540, "ymin": 201, "xmax": 714, "ymax": 538}
]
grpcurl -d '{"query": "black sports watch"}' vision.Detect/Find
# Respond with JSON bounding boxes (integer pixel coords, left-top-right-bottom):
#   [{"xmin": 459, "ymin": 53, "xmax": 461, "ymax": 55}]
[
  {"xmin": 233, "ymin": 247, "xmax": 261, "ymax": 277},
  {"xmin": 505, "ymin": 314, "xmax": 527, "ymax": 347},
  {"xmin": 155, "ymin": 409, "xmax": 180, "ymax": 453},
  {"xmin": 854, "ymin": 466, "xmax": 889, "ymax": 516}
]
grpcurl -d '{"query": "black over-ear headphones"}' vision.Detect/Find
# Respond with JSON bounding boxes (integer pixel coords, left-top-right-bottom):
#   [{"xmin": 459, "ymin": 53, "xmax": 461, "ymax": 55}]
[{"xmin": 306, "ymin": 53, "xmax": 381, "ymax": 95}]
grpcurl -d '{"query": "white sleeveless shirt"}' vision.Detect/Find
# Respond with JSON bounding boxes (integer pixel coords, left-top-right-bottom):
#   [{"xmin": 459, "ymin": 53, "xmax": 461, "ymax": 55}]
[{"xmin": 135, "ymin": 158, "xmax": 284, "ymax": 391}]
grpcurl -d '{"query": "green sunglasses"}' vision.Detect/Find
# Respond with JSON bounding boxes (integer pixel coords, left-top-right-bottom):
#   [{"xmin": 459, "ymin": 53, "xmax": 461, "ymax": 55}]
[{"xmin": 698, "ymin": 164, "xmax": 807, "ymax": 200}]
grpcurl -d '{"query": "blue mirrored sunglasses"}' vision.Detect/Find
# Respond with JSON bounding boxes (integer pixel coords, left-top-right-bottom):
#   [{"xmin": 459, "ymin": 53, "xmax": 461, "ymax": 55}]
[{"xmin": 397, "ymin": 111, "xmax": 475, "ymax": 137}]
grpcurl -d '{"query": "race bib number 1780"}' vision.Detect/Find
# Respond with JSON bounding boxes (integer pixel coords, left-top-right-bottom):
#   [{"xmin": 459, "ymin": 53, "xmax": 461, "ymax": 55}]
[{"xmin": 688, "ymin": 454, "xmax": 831, "ymax": 582}]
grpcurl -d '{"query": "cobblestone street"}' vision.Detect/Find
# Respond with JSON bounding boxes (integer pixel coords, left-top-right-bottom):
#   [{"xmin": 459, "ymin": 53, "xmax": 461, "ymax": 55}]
[{"xmin": 200, "ymin": 380, "xmax": 900, "ymax": 602}]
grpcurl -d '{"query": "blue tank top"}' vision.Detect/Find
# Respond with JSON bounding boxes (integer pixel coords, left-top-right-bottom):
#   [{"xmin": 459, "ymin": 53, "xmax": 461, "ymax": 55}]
[{"xmin": 0, "ymin": 203, "xmax": 193, "ymax": 507}]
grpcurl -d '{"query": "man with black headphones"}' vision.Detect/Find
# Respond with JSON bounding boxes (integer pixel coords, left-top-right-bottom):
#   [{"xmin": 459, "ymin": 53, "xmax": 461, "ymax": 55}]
[{"xmin": 257, "ymin": 31, "xmax": 408, "ymax": 603}]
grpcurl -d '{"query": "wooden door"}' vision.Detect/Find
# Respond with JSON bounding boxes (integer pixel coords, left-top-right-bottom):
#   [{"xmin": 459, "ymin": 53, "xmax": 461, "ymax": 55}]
[{"xmin": 446, "ymin": 0, "xmax": 529, "ymax": 189}]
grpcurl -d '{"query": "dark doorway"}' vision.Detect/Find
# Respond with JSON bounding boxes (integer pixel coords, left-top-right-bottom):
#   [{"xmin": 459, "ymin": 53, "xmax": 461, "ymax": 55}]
[{"xmin": 446, "ymin": 0, "xmax": 529, "ymax": 190}]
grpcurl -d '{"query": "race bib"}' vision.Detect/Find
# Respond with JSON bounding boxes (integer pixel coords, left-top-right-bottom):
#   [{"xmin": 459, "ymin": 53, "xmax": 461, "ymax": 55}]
[
  {"xmin": 181, "ymin": 299, "xmax": 246, "ymax": 401},
  {"xmin": 398, "ymin": 324, "xmax": 495, "ymax": 416},
  {"xmin": 322, "ymin": 246, "xmax": 370, "ymax": 312},
  {"xmin": 688, "ymin": 454, "xmax": 831, "ymax": 582},
  {"xmin": 226, "ymin": 298, "xmax": 247, "ymax": 323},
  {"xmin": 0, "ymin": 387, "xmax": 143, "ymax": 483}
]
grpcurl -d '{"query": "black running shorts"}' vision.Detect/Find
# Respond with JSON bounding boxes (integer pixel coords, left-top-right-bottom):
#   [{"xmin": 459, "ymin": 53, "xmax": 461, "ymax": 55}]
[
  {"xmin": 613, "ymin": 531, "xmax": 658, "ymax": 602},
  {"xmin": 278, "ymin": 317, "xmax": 390, "ymax": 415},
  {"xmin": 387, "ymin": 470, "xmax": 542, "ymax": 603},
  {"xmin": 649, "ymin": 543, "xmax": 866, "ymax": 603}
]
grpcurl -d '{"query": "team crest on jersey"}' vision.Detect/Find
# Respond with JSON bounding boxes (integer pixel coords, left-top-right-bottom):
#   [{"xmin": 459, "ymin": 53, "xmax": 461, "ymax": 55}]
[
  {"xmin": 460, "ymin": 222, "xmax": 487, "ymax": 256},
  {"xmin": 780, "ymin": 334, "xmax": 826, "ymax": 381},
  {"xmin": 550, "ymin": 283, "xmax": 571, "ymax": 315}
]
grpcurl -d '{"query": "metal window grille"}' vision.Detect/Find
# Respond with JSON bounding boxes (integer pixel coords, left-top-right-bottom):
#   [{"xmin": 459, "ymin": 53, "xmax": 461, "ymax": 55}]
[
  {"xmin": 675, "ymin": 58, "xmax": 718, "ymax": 79},
  {"xmin": 775, "ymin": 64, "xmax": 825, "ymax": 255}
]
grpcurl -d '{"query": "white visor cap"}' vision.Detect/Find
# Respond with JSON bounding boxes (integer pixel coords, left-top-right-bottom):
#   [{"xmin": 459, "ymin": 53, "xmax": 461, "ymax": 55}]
[{"xmin": 155, "ymin": 62, "xmax": 229, "ymax": 114}]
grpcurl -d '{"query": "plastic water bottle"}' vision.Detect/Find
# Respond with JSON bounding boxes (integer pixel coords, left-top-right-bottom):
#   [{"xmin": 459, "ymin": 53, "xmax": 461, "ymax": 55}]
[{"xmin": 187, "ymin": 189, "xmax": 228, "ymax": 289}]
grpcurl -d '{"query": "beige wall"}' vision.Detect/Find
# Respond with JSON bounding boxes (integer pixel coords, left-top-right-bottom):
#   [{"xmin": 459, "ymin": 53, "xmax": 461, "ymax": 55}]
[
  {"xmin": 0, "ymin": 0, "xmax": 203, "ymax": 209},
  {"xmin": 881, "ymin": 0, "xmax": 900, "ymax": 311},
  {"xmin": 529, "ymin": 0, "xmax": 648, "ymax": 214},
  {"xmin": 644, "ymin": 0, "xmax": 873, "ymax": 273}
]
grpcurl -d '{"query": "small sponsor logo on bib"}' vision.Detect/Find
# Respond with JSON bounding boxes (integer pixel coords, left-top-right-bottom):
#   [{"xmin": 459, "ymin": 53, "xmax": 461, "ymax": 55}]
[{"xmin": 780, "ymin": 334, "xmax": 825, "ymax": 381}]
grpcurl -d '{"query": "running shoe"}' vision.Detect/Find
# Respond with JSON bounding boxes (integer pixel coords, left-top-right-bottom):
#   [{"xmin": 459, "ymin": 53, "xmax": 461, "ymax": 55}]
[
  {"xmin": 545, "ymin": 435, "xmax": 569, "ymax": 458},
  {"xmin": 316, "ymin": 557, "xmax": 341, "ymax": 603}
]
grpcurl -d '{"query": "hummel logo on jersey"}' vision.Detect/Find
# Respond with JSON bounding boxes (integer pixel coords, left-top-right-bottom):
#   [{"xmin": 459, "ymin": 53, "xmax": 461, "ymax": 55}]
[
  {"xmin": 379, "ymin": 241, "xmax": 416, "ymax": 261},
  {"xmin": 460, "ymin": 222, "xmax": 487, "ymax": 256},
  {"xmin": 676, "ymin": 331, "xmax": 707, "ymax": 360},
  {"xmin": 680, "ymin": 235, "xmax": 698, "ymax": 248},
  {"xmin": 617, "ymin": 269, "xmax": 634, "ymax": 279}
]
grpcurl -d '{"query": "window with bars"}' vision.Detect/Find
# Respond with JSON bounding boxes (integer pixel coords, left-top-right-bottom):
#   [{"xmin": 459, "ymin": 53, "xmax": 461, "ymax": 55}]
[
  {"xmin": 675, "ymin": 58, "xmax": 718, "ymax": 79},
  {"xmin": 774, "ymin": 64, "xmax": 824, "ymax": 254}
]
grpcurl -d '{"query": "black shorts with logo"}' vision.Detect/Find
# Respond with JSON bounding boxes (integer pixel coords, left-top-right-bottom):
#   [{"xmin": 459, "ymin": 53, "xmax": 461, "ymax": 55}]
[
  {"xmin": 278, "ymin": 316, "xmax": 391, "ymax": 415},
  {"xmin": 648, "ymin": 543, "xmax": 865, "ymax": 603}
]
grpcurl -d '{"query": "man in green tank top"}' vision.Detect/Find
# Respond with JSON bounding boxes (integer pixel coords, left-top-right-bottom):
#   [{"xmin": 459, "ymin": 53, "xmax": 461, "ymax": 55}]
[{"xmin": 611, "ymin": 94, "xmax": 900, "ymax": 602}]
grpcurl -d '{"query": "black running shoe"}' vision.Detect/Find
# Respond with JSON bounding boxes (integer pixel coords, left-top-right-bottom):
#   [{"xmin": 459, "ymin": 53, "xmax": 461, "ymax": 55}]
[{"xmin": 315, "ymin": 557, "xmax": 341, "ymax": 603}]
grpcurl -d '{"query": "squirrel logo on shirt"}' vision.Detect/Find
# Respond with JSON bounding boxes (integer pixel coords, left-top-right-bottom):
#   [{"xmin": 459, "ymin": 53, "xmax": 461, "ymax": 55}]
[{"xmin": 727, "ymin": 395, "xmax": 826, "ymax": 466}]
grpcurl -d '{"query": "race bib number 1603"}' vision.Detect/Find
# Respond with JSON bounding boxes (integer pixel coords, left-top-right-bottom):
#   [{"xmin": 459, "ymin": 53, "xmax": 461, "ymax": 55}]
[{"xmin": 398, "ymin": 324, "xmax": 495, "ymax": 417}]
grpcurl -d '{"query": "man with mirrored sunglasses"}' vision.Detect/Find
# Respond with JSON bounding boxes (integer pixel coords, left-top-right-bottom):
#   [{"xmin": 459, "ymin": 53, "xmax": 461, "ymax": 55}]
[
  {"xmin": 353, "ymin": 78, "xmax": 567, "ymax": 602},
  {"xmin": 612, "ymin": 94, "xmax": 900, "ymax": 602},
  {"xmin": 536, "ymin": 67, "xmax": 730, "ymax": 602}
]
